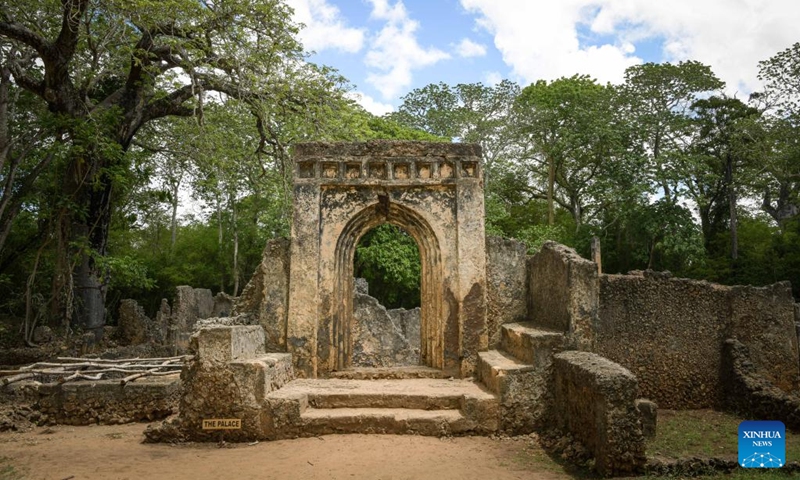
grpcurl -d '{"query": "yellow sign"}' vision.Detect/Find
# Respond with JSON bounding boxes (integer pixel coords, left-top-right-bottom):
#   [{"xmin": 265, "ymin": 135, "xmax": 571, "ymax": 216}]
[{"xmin": 202, "ymin": 418, "xmax": 241, "ymax": 430}]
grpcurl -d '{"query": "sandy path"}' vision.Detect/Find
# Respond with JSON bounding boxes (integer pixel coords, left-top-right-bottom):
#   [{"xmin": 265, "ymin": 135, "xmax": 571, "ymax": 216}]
[{"xmin": 0, "ymin": 423, "xmax": 571, "ymax": 480}]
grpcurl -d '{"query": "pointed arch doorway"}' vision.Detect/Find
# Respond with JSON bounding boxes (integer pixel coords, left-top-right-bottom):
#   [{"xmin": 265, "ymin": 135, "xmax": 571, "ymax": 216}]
[{"xmin": 286, "ymin": 141, "xmax": 488, "ymax": 378}]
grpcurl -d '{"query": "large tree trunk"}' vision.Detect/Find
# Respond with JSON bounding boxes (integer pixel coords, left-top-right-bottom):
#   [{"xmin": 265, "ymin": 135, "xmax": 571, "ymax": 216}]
[
  {"xmin": 547, "ymin": 154, "xmax": 555, "ymax": 225},
  {"xmin": 726, "ymin": 157, "xmax": 738, "ymax": 261},
  {"xmin": 62, "ymin": 151, "xmax": 114, "ymax": 338}
]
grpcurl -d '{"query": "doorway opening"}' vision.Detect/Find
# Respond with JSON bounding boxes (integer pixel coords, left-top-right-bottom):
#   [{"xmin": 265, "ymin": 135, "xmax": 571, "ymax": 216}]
[{"xmin": 351, "ymin": 224, "xmax": 421, "ymax": 367}]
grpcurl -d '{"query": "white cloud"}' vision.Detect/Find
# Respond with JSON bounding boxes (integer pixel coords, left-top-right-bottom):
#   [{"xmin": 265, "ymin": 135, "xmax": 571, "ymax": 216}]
[
  {"xmin": 460, "ymin": 0, "xmax": 800, "ymax": 93},
  {"xmin": 455, "ymin": 38, "xmax": 487, "ymax": 58},
  {"xmin": 484, "ymin": 71, "xmax": 502, "ymax": 85},
  {"xmin": 286, "ymin": 0, "xmax": 365, "ymax": 53},
  {"xmin": 347, "ymin": 91, "xmax": 395, "ymax": 116},
  {"xmin": 364, "ymin": 0, "xmax": 450, "ymax": 99}
]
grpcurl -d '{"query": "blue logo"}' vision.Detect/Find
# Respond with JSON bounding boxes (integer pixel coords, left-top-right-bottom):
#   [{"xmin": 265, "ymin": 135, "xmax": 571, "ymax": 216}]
[{"xmin": 738, "ymin": 421, "xmax": 785, "ymax": 468}]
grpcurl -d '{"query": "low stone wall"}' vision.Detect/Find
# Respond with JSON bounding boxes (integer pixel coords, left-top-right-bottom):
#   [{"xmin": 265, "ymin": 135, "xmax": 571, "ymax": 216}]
[
  {"xmin": 145, "ymin": 325, "xmax": 294, "ymax": 442},
  {"xmin": 32, "ymin": 376, "xmax": 180, "ymax": 425},
  {"xmin": 486, "ymin": 236, "xmax": 528, "ymax": 348},
  {"xmin": 528, "ymin": 242, "xmax": 598, "ymax": 350},
  {"xmin": 722, "ymin": 338, "xmax": 800, "ymax": 430},
  {"xmin": 551, "ymin": 351, "xmax": 646, "ymax": 476},
  {"xmin": 596, "ymin": 273, "xmax": 799, "ymax": 409}
]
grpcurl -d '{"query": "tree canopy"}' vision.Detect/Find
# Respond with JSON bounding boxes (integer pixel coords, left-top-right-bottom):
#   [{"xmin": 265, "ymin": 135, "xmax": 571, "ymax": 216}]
[{"xmin": 1, "ymin": 3, "xmax": 799, "ymax": 346}]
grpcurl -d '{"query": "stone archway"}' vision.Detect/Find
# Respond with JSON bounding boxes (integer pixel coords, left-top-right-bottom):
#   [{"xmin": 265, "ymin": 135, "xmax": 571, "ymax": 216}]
[
  {"xmin": 333, "ymin": 200, "xmax": 443, "ymax": 371},
  {"xmin": 286, "ymin": 141, "xmax": 487, "ymax": 378}
]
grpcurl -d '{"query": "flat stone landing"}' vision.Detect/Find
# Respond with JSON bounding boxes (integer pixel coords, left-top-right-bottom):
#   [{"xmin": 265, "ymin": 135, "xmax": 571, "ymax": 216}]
[
  {"xmin": 329, "ymin": 366, "xmax": 449, "ymax": 380},
  {"xmin": 266, "ymin": 378, "xmax": 499, "ymax": 437}
]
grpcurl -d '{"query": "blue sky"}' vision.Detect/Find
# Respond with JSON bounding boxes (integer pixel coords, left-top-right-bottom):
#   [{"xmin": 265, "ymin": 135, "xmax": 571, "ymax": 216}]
[{"xmin": 286, "ymin": 0, "xmax": 800, "ymax": 115}]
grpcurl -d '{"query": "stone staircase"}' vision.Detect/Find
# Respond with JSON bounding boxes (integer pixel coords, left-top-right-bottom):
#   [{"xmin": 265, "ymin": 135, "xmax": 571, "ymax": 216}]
[
  {"xmin": 265, "ymin": 377, "xmax": 498, "ymax": 438},
  {"xmin": 476, "ymin": 322, "xmax": 565, "ymax": 433}
]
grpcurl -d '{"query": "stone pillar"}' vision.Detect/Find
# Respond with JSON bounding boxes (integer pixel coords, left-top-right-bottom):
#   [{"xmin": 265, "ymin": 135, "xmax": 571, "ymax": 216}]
[
  {"xmin": 456, "ymin": 162, "xmax": 488, "ymax": 377},
  {"xmin": 286, "ymin": 183, "xmax": 321, "ymax": 377}
]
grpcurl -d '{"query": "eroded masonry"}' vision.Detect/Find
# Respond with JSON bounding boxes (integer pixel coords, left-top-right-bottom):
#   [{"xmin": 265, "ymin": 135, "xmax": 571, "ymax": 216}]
[
  {"xmin": 286, "ymin": 142, "xmax": 487, "ymax": 378},
  {"xmin": 10, "ymin": 141, "xmax": 798, "ymax": 477}
]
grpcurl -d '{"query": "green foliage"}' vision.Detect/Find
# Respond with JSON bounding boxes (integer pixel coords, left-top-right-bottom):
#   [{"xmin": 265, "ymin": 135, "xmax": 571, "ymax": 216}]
[{"xmin": 354, "ymin": 224, "xmax": 421, "ymax": 309}]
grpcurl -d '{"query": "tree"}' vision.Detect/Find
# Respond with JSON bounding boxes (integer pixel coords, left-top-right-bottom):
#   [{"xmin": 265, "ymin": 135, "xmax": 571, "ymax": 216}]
[
  {"xmin": 0, "ymin": 0, "xmax": 344, "ymax": 335},
  {"xmin": 514, "ymin": 75, "xmax": 635, "ymax": 230},
  {"xmin": 756, "ymin": 43, "xmax": 800, "ymax": 228},
  {"xmin": 390, "ymin": 80, "xmax": 521, "ymax": 188},
  {"xmin": 620, "ymin": 61, "xmax": 725, "ymax": 203},
  {"xmin": 686, "ymin": 96, "xmax": 761, "ymax": 261}
]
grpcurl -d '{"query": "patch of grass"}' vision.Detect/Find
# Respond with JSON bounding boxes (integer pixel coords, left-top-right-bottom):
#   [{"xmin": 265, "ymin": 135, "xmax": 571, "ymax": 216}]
[
  {"xmin": 0, "ymin": 456, "xmax": 24, "ymax": 480},
  {"xmin": 648, "ymin": 409, "xmax": 800, "ymax": 463}
]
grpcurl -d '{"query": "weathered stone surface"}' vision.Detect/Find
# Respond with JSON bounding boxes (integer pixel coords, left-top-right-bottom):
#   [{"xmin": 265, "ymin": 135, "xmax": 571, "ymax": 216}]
[
  {"xmin": 212, "ymin": 292, "xmax": 235, "ymax": 317},
  {"xmin": 33, "ymin": 376, "xmax": 180, "ymax": 425},
  {"xmin": 477, "ymin": 350, "xmax": 545, "ymax": 434},
  {"xmin": 264, "ymin": 378, "xmax": 498, "ymax": 439},
  {"xmin": 117, "ymin": 298, "xmax": 165, "ymax": 346},
  {"xmin": 596, "ymin": 273, "xmax": 799, "ymax": 409},
  {"xmin": 170, "ymin": 286, "xmax": 215, "ymax": 351},
  {"xmin": 635, "ymin": 399, "xmax": 657, "ymax": 438},
  {"xmin": 288, "ymin": 141, "xmax": 487, "ymax": 377},
  {"xmin": 352, "ymin": 292, "xmax": 420, "ymax": 367},
  {"xmin": 728, "ymin": 282, "xmax": 799, "ymax": 393},
  {"xmin": 234, "ymin": 238, "xmax": 291, "ymax": 352},
  {"xmin": 528, "ymin": 242, "xmax": 598, "ymax": 350},
  {"xmin": 145, "ymin": 326, "xmax": 294, "ymax": 442},
  {"xmin": 486, "ymin": 236, "xmax": 528, "ymax": 349},
  {"xmin": 476, "ymin": 323, "xmax": 565, "ymax": 434},
  {"xmin": 354, "ymin": 277, "xmax": 369, "ymax": 295},
  {"xmin": 191, "ymin": 325, "xmax": 266, "ymax": 364},
  {"xmin": 722, "ymin": 338, "xmax": 800, "ymax": 430},
  {"xmin": 551, "ymin": 351, "xmax": 646, "ymax": 476}
]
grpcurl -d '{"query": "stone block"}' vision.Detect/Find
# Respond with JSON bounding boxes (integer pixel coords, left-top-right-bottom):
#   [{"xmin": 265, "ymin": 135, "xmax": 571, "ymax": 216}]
[
  {"xmin": 635, "ymin": 399, "xmax": 657, "ymax": 438},
  {"xmin": 552, "ymin": 351, "xmax": 646, "ymax": 476},
  {"xmin": 192, "ymin": 326, "xmax": 266, "ymax": 364}
]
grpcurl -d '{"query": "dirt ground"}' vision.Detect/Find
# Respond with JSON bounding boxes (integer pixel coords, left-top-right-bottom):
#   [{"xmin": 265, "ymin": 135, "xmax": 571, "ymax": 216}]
[{"xmin": 0, "ymin": 423, "xmax": 574, "ymax": 480}]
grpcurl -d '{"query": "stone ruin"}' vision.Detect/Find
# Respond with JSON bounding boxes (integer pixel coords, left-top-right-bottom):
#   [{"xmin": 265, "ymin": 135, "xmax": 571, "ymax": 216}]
[
  {"xmin": 6, "ymin": 141, "xmax": 800, "ymax": 476},
  {"xmin": 111, "ymin": 286, "xmax": 234, "ymax": 356}
]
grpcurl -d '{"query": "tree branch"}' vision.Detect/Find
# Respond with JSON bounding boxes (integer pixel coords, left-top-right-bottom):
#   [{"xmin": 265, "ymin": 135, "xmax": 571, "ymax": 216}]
[{"xmin": 0, "ymin": 20, "xmax": 49, "ymax": 56}]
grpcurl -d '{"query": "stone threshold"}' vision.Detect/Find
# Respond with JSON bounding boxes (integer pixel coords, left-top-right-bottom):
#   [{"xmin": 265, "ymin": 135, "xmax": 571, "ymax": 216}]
[{"xmin": 328, "ymin": 366, "xmax": 455, "ymax": 380}]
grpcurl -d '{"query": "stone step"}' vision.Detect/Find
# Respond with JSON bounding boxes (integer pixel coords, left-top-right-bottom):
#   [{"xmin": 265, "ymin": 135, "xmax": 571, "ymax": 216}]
[
  {"xmin": 329, "ymin": 366, "xmax": 449, "ymax": 380},
  {"xmin": 477, "ymin": 350, "xmax": 534, "ymax": 395},
  {"xmin": 500, "ymin": 322, "xmax": 565, "ymax": 366},
  {"xmin": 476, "ymin": 349, "xmax": 548, "ymax": 434},
  {"xmin": 265, "ymin": 378, "xmax": 499, "ymax": 437},
  {"xmin": 269, "ymin": 378, "xmax": 493, "ymax": 410},
  {"xmin": 300, "ymin": 407, "xmax": 472, "ymax": 436}
]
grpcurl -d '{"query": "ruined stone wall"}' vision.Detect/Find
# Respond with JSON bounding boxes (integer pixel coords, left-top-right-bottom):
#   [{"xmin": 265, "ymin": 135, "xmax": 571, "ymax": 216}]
[
  {"xmin": 527, "ymin": 242, "xmax": 598, "ymax": 350},
  {"xmin": 551, "ymin": 351, "xmax": 646, "ymax": 476},
  {"xmin": 486, "ymin": 236, "xmax": 528, "ymax": 348},
  {"xmin": 528, "ymin": 242, "xmax": 799, "ymax": 411},
  {"xmin": 722, "ymin": 339, "xmax": 800, "ymax": 430},
  {"xmin": 234, "ymin": 238, "xmax": 291, "ymax": 352},
  {"xmin": 596, "ymin": 273, "xmax": 799, "ymax": 409},
  {"xmin": 34, "ymin": 376, "xmax": 180, "ymax": 425},
  {"xmin": 352, "ymin": 292, "xmax": 420, "ymax": 367}
]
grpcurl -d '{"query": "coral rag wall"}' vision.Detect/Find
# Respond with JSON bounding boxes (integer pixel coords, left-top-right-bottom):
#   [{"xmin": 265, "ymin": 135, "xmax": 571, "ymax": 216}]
[
  {"xmin": 527, "ymin": 242, "xmax": 598, "ymax": 350},
  {"xmin": 485, "ymin": 236, "xmax": 528, "ymax": 348},
  {"xmin": 526, "ymin": 243, "xmax": 799, "ymax": 410},
  {"xmin": 596, "ymin": 272, "xmax": 729, "ymax": 408},
  {"xmin": 596, "ymin": 273, "xmax": 799, "ymax": 409}
]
